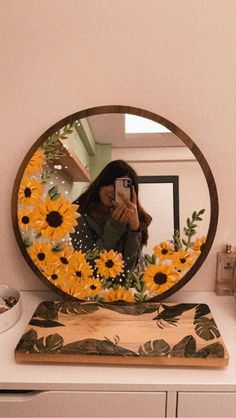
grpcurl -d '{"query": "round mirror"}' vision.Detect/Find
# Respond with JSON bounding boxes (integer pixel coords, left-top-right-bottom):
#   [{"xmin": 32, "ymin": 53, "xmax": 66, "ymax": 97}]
[{"xmin": 12, "ymin": 105, "xmax": 218, "ymax": 303}]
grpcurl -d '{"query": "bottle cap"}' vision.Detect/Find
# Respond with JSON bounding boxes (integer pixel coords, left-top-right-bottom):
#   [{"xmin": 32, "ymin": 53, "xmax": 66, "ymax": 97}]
[{"xmin": 225, "ymin": 244, "xmax": 232, "ymax": 254}]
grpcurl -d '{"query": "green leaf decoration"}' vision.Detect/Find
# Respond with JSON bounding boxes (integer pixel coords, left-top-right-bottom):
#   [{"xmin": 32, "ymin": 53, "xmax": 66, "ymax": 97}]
[
  {"xmin": 171, "ymin": 335, "xmax": 197, "ymax": 358},
  {"xmin": 194, "ymin": 317, "xmax": 220, "ymax": 340},
  {"xmin": 134, "ymin": 292, "xmax": 147, "ymax": 302},
  {"xmin": 35, "ymin": 232, "xmax": 42, "ymax": 239},
  {"xmin": 196, "ymin": 342, "xmax": 225, "ymax": 358},
  {"xmin": 35, "ymin": 333, "xmax": 64, "ymax": 353},
  {"xmin": 60, "ymin": 338, "xmax": 137, "ymax": 356},
  {"xmin": 194, "ymin": 304, "xmax": 211, "ymax": 320},
  {"xmin": 144, "ymin": 254, "xmax": 155, "ymax": 264},
  {"xmin": 23, "ymin": 237, "xmax": 32, "ymax": 248},
  {"xmin": 52, "ymin": 244, "xmax": 64, "ymax": 252},
  {"xmin": 15, "ymin": 329, "xmax": 38, "ymax": 353},
  {"xmin": 41, "ymin": 169, "xmax": 56, "ymax": 184},
  {"xmin": 138, "ymin": 339, "xmax": 171, "ymax": 357},
  {"xmin": 32, "ymin": 301, "xmax": 58, "ymax": 321},
  {"xmin": 153, "ymin": 303, "xmax": 197, "ymax": 328},
  {"xmin": 48, "ymin": 186, "xmax": 61, "ymax": 200},
  {"xmin": 55, "ymin": 302, "xmax": 99, "ymax": 315},
  {"xmin": 101, "ymin": 302, "xmax": 159, "ymax": 316},
  {"xmin": 29, "ymin": 319, "xmax": 64, "ymax": 328},
  {"xmin": 51, "ymin": 193, "xmax": 61, "ymax": 201}
]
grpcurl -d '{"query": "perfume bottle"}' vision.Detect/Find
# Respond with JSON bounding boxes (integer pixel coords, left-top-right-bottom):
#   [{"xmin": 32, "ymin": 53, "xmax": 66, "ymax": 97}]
[{"xmin": 215, "ymin": 244, "xmax": 236, "ymax": 296}]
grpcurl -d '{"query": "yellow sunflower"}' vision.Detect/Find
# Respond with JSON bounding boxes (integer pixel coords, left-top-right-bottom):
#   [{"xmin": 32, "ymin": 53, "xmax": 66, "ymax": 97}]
[
  {"xmin": 42, "ymin": 264, "xmax": 69, "ymax": 283},
  {"xmin": 54, "ymin": 245, "xmax": 75, "ymax": 272},
  {"xmin": 69, "ymin": 251, "xmax": 94, "ymax": 281},
  {"xmin": 103, "ymin": 286, "xmax": 134, "ymax": 302},
  {"xmin": 172, "ymin": 249, "xmax": 195, "ymax": 271},
  {"xmin": 95, "ymin": 250, "xmax": 124, "ymax": 279},
  {"xmin": 153, "ymin": 241, "xmax": 174, "ymax": 260},
  {"xmin": 24, "ymin": 148, "xmax": 45, "ymax": 176},
  {"xmin": 27, "ymin": 242, "xmax": 57, "ymax": 269},
  {"xmin": 144, "ymin": 263, "xmax": 180, "ymax": 295},
  {"xmin": 32, "ymin": 197, "xmax": 79, "ymax": 239},
  {"xmin": 192, "ymin": 236, "xmax": 206, "ymax": 254},
  {"xmin": 18, "ymin": 177, "xmax": 43, "ymax": 206},
  {"xmin": 18, "ymin": 207, "xmax": 35, "ymax": 231},
  {"xmin": 55, "ymin": 277, "xmax": 86, "ymax": 299},
  {"xmin": 83, "ymin": 278, "xmax": 102, "ymax": 298}
]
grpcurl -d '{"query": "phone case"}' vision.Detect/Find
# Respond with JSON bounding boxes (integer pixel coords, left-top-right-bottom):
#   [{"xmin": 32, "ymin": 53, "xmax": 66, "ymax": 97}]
[{"xmin": 115, "ymin": 178, "xmax": 132, "ymax": 204}]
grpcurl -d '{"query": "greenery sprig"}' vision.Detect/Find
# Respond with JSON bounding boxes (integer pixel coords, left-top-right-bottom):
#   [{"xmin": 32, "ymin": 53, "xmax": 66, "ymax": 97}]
[{"xmin": 173, "ymin": 209, "xmax": 205, "ymax": 251}]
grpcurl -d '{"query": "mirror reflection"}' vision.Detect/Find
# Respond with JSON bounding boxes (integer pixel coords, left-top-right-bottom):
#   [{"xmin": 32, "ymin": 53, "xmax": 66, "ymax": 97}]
[{"xmin": 15, "ymin": 111, "xmax": 210, "ymax": 302}]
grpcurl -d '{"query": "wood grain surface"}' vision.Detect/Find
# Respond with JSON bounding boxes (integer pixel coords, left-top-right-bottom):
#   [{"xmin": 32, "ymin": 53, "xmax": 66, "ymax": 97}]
[{"xmin": 15, "ymin": 301, "xmax": 228, "ymax": 367}]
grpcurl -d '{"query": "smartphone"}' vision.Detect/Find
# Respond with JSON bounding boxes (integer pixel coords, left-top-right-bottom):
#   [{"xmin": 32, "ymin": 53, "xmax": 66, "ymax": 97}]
[{"xmin": 114, "ymin": 177, "xmax": 132, "ymax": 204}]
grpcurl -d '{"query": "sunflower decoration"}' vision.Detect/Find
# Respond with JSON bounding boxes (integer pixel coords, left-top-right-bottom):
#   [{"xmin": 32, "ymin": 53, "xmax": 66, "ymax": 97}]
[
  {"xmin": 172, "ymin": 249, "xmax": 195, "ymax": 272},
  {"xmin": 95, "ymin": 250, "xmax": 125, "ymax": 279},
  {"xmin": 18, "ymin": 177, "xmax": 43, "ymax": 206},
  {"xmin": 153, "ymin": 241, "xmax": 174, "ymax": 260},
  {"xmin": 192, "ymin": 236, "xmax": 206, "ymax": 254},
  {"xmin": 32, "ymin": 196, "xmax": 79, "ymax": 239},
  {"xmin": 53, "ymin": 245, "xmax": 75, "ymax": 272},
  {"xmin": 55, "ymin": 276, "xmax": 86, "ymax": 299},
  {"xmin": 69, "ymin": 251, "xmax": 94, "ymax": 282},
  {"xmin": 83, "ymin": 277, "xmax": 103, "ymax": 298},
  {"xmin": 144, "ymin": 262, "xmax": 180, "ymax": 296},
  {"xmin": 42, "ymin": 263, "xmax": 69, "ymax": 284},
  {"xmin": 24, "ymin": 148, "xmax": 45, "ymax": 176},
  {"xmin": 18, "ymin": 207, "xmax": 35, "ymax": 231},
  {"xmin": 27, "ymin": 242, "xmax": 57, "ymax": 270},
  {"xmin": 103, "ymin": 285, "xmax": 134, "ymax": 302}
]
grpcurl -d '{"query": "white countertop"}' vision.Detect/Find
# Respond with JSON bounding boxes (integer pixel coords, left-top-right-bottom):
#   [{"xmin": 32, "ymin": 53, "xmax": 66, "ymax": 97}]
[{"xmin": 0, "ymin": 291, "xmax": 235, "ymax": 392}]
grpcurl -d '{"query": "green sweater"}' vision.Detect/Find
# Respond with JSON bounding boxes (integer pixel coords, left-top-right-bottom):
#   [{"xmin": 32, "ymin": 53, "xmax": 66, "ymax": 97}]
[{"xmin": 70, "ymin": 213, "xmax": 142, "ymax": 272}]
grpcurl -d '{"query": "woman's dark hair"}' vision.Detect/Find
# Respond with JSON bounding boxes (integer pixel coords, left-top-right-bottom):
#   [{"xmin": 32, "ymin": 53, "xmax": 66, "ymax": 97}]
[{"xmin": 73, "ymin": 160, "xmax": 152, "ymax": 245}]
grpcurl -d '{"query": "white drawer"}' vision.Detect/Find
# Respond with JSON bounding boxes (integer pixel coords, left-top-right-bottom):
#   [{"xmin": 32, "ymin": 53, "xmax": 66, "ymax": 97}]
[
  {"xmin": 177, "ymin": 391, "xmax": 236, "ymax": 418},
  {"xmin": 0, "ymin": 390, "xmax": 166, "ymax": 417}
]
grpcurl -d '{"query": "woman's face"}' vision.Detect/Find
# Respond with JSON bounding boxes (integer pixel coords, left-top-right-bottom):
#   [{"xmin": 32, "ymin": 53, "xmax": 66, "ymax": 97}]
[{"xmin": 99, "ymin": 184, "xmax": 114, "ymax": 208}]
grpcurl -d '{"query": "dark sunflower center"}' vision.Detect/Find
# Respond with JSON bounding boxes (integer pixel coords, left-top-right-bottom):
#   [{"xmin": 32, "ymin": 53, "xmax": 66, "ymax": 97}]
[
  {"xmin": 76, "ymin": 271, "xmax": 82, "ymax": 277},
  {"xmin": 22, "ymin": 216, "xmax": 30, "ymax": 224},
  {"xmin": 154, "ymin": 272, "xmax": 167, "ymax": 285},
  {"xmin": 37, "ymin": 252, "xmax": 46, "ymax": 261},
  {"xmin": 180, "ymin": 258, "xmax": 186, "ymax": 264},
  {"xmin": 105, "ymin": 259, "xmax": 114, "ymax": 268},
  {"xmin": 46, "ymin": 211, "xmax": 63, "ymax": 227},
  {"xmin": 60, "ymin": 256, "xmax": 68, "ymax": 265},
  {"xmin": 51, "ymin": 274, "xmax": 58, "ymax": 280},
  {"xmin": 90, "ymin": 284, "xmax": 97, "ymax": 290},
  {"xmin": 24, "ymin": 187, "xmax": 32, "ymax": 198},
  {"xmin": 161, "ymin": 249, "xmax": 168, "ymax": 255}
]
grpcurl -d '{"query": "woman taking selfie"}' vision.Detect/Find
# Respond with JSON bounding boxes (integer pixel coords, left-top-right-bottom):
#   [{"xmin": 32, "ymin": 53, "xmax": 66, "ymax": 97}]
[{"xmin": 70, "ymin": 160, "xmax": 152, "ymax": 272}]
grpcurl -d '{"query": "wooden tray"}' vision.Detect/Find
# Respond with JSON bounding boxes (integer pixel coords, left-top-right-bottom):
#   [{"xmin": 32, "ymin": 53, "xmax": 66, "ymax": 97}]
[{"xmin": 15, "ymin": 301, "xmax": 229, "ymax": 367}]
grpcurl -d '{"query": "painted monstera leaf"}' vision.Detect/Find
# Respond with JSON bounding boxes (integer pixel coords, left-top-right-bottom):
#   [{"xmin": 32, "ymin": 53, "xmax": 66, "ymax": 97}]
[
  {"xmin": 194, "ymin": 317, "xmax": 220, "ymax": 340},
  {"xmin": 60, "ymin": 338, "xmax": 137, "ymax": 356},
  {"xmin": 138, "ymin": 339, "xmax": 171, "ymax": 357},
  {"xmin": 171, "ymin": 335, "xmax": 197, "ymax": 358}
]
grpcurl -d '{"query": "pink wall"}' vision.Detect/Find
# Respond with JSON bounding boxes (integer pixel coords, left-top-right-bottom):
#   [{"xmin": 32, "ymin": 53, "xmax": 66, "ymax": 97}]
[{"xmin": 1, "ymin": 0, "xmax": 235, "ymax": 291}]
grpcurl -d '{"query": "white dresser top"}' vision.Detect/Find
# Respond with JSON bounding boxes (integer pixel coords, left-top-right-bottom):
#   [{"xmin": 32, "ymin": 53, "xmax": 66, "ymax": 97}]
[{"xmin": 0, "ymin": 291, "xmax": 235, "ymax": 392}]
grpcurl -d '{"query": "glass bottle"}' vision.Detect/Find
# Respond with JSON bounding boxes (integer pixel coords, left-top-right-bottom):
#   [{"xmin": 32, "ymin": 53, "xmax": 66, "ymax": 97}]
[{"xmin": 215, "ymin": 244, "xmax": 236, "ymax": 296}]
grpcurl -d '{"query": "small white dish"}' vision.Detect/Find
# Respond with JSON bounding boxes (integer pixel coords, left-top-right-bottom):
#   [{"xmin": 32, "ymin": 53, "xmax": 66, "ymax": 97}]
[{"xmin": 0, "ymin": 285, "xmax": 22, "ymax": 333}]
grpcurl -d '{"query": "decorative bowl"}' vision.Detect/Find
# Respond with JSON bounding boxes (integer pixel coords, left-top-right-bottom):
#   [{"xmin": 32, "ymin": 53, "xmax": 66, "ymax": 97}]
[{"xmin": 0, "ymin": 285, "xmax": 22, "ymax": 333}]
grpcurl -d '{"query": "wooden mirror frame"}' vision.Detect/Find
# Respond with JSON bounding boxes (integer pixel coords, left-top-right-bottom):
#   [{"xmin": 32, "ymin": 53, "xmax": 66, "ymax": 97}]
[{"xmin": 11, "ymin": 105, "xmax": 219, "ymax": 302}]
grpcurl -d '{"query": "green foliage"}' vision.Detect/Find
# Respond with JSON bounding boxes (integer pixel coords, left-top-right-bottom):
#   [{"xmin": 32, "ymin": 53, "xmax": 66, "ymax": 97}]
[
  {"xmin": 23, "ymin": 237, "xmax": 32, "ymax": 248},
  {"xmin": 41, "ymin": 123, "xmax": 74, "ymax": 162},
  {"xmin": 194, "ymin": 317, "xmax": 220, "ymax": 340},
  {"xmin": 139, "ymin": 339, "xmax": 171, "ymax": 357},
  {"xmin": 171, "ymin": 335, "xmax": 196, "ymax": 357},
  {"xmin": 48, "ymin": 185, "xmax": 61, "ymax": 200},
  {"xmin": 172, "ymin": 209, "xmax": 205, "ymax": 250}
]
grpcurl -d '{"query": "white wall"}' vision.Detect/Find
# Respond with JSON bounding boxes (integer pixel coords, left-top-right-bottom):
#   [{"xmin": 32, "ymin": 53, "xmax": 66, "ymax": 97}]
[{"xmin": 1, "ymin": 0, "xmax": 235, "ymax": 292}]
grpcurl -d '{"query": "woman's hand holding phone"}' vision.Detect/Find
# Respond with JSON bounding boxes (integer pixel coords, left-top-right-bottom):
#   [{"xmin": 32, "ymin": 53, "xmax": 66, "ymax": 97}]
[{"xmin": 112, "ymin": 186, "xmax": 140, "ymax": 231}]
